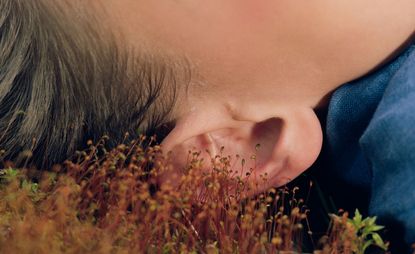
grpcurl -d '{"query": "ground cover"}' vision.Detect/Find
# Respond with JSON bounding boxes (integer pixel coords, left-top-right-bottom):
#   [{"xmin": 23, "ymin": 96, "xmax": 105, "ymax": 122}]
[{"xmin": 0, "ymin": 136, "xmax": 392, "ymax": 253}]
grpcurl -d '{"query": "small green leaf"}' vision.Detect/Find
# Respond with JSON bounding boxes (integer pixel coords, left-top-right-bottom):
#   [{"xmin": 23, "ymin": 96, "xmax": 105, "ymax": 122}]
[
  {"xmin": 370, "ymin": 225, "xmax": 385, "ymax": 232},
  {"xmin": 372, "ymin": 233, "xmax": 388, "ymax": 250},
  {"xmin": 364, "ymin": 216, "xmax": 377, "ymax": 226},
  {"xmin": 362, "ymin": 239, "xmax": 374, "ymax": 253},
  {"xmin": 353, "ymin": 209, "xmax": 363, "ymax": 225},
  {"xmin": 31, "ymin": 183, "xmax": 39, "ymax": 192}
]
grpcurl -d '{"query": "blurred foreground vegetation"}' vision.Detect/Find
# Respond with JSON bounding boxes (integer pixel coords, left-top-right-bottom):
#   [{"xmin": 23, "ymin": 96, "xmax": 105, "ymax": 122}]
[{"xmin": 0, "ymin": 136, "xmax": 390, "ymax": 253}]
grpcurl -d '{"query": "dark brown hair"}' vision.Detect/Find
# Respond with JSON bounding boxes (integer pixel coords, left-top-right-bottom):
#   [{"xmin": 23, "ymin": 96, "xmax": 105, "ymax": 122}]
[{"xmin": 0, "ymin": 0, "xmax": 179, "ymax": 169}]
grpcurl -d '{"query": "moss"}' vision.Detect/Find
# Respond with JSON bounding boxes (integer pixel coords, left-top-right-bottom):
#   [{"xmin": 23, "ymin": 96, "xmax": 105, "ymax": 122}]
[{"xmin": 0, "ymin": 137, "xmax": 388, "ymax": 253}]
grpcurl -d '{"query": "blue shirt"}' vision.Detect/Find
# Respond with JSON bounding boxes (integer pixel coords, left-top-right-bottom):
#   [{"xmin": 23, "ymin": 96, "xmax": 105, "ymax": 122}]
[{"xmin": 326, "ymin": 43, "xmax": 415, "ymax": 252}]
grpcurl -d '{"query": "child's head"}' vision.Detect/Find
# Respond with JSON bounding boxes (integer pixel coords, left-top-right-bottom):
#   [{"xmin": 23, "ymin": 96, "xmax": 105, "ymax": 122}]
[{"xmin": 1, "ymin": 0, "xmax": 413, "ymax": 191}]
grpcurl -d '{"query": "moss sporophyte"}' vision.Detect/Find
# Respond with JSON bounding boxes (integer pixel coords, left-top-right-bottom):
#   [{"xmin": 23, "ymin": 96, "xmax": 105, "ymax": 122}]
[{"xmin": 0, "ymin": 136, "xmax": 390, "ymax": 253}]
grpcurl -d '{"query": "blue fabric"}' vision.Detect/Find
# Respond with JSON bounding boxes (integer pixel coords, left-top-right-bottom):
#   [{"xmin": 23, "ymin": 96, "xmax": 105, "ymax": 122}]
[{"xmin": 326, "ymin": 43, "xmax": 415, "ymax": 249}]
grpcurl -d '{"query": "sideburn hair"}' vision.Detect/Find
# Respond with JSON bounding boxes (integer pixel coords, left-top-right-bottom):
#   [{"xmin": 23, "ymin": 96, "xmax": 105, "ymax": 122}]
[{"xmin": 0, "ymin": 0, "xmax": 179, "ymax": 169}]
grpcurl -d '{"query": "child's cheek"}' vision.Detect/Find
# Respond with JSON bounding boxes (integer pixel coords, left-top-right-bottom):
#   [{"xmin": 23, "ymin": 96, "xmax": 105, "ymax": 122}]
[{"xmin": 231, "ymin": 0, "xmax": 272, "ymax": 23}]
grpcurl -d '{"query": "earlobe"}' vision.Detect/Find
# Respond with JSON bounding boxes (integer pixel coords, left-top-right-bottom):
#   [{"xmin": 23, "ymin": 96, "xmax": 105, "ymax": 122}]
[{"xmin": 160, "ymin": 107, "xmax": 323, "ymax": 194}]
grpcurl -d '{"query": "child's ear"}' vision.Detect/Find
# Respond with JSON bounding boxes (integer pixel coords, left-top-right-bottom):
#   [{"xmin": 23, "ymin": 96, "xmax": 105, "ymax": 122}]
[{"xmin": 160, "ymin": 107, "xmax": 322, "ymax": 194}]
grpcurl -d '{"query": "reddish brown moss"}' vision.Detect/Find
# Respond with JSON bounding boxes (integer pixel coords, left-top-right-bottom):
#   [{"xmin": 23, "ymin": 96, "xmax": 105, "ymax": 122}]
[{"xmin": 0, "ymin": 136, "xmax": 389, "ymax": 253}]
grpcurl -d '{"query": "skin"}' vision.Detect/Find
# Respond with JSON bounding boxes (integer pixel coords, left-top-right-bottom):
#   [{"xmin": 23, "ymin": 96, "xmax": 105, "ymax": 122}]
[{"xmin": 100, "ymin": 0, "xmax": 415, "ymax": 193}]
